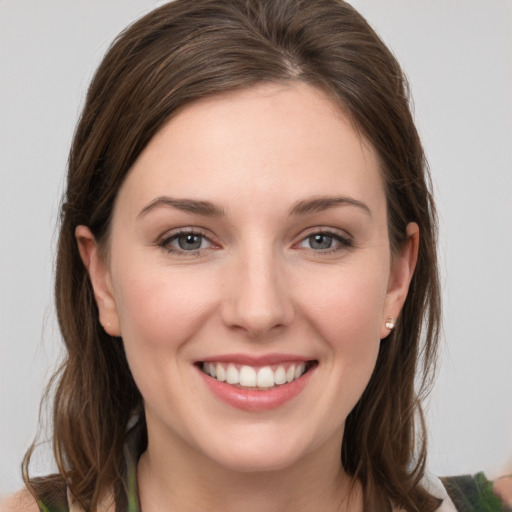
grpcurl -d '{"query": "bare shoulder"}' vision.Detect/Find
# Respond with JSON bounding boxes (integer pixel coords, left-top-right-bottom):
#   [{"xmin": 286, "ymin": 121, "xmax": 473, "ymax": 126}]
[
  {"xmin": 493, "ymin": 475, "xmax": 512, "ymax": 509},
  {"xmin": 0, "ymin": 489, "xmax": 39, "ymax": 512}
]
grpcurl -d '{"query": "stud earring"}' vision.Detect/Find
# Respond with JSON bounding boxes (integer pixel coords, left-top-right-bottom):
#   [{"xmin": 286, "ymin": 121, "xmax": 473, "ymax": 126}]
[{"xmin": 385, "ymin": 318, "xmax": 395, "ymax": 330}]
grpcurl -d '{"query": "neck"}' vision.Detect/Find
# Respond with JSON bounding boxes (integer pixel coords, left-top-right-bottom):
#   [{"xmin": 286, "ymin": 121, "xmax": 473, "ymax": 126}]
[{"xmin": 137, "ymin": 431, "xmax": 362, "ymax": 512}]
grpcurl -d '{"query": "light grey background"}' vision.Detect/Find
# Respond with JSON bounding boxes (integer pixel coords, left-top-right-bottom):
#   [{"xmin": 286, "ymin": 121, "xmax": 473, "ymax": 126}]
[{"xmin": 1, "ymin": 0, "xmax": 511, "ymax": 496}]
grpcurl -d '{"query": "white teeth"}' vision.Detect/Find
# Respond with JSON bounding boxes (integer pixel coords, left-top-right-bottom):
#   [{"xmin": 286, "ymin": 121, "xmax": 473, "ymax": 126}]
[
  {"xmin": 294, "ymin": 363, "xmax": 305, "ymax": 380},
  {"xmin": 202, "ymin": 361, "xmax": 310, "ymax": 388},
  {"xmin": 226, "ymin": 363, "xmax": 239, "ymax": 384},
  {"xmin": 239, "ymin": 366, "xmax": 257, "ymax": 387},
  {"xmin": 274, "ymin": 365, "xmax": 286, "ymax": 385},
  {"xmin": 256, "ymin": 366, "xmax": 275, "ymax": 388},
  {"xmin": 215, "ymin": 363, "xmax": 226, "ymax": 382}
]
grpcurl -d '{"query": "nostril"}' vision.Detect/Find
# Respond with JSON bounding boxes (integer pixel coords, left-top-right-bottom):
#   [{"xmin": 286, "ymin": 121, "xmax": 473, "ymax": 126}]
[{"xmin": 219, "ymin": 271, "xmax": 294, "ymax": 336}]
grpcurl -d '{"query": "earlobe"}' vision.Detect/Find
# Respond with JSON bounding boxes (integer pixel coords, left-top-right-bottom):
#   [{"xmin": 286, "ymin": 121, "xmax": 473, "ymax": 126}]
[
  {"xmin": 75, "ymin": 225, "xmax": 121, "ymax": 337},
  {"xmin": 380, "ymin": 222, "xmax": 419, "ymax": 339}
]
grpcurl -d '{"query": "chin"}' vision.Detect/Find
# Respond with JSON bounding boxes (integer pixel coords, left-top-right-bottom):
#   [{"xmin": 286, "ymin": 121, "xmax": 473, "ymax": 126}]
[
  {"xmin": 211, "ymin": 448, "xmax": 302, "ymax": 474},
  {"xmin": 198, "ymin": 428, "xmax": 317, "ymax": 474}
]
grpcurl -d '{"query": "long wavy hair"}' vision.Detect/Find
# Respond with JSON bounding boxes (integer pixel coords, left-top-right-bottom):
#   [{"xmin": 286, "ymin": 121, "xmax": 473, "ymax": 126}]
[{"xmin": 23, "ymin": 1, "xmax": 441, "ymax": 510}]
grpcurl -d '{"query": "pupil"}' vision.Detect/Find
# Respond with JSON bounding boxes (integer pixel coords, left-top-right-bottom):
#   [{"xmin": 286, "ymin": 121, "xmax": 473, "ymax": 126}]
[
  {"xmin": 178, "ymin": 234, "xmax": 202, "ymax": 250},
  {"xmin": 310, "ymin": 234, "xmax": 332, "ymax": 250}
]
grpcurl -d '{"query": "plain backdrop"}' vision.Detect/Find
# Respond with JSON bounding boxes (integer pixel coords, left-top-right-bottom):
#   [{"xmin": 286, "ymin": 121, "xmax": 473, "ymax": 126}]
[{"xmin": 1, "ymin": 0, "xmax": 511, "ymax": 496}]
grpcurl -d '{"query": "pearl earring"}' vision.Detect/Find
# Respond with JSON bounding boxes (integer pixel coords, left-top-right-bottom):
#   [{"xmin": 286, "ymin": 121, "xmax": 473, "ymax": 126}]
[{"xmin": 385, "ymin": 318, "xmax": 395, "ymax": 330}]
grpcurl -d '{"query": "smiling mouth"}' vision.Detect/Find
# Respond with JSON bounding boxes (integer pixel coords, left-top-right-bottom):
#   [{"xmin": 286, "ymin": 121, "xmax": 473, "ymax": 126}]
[{"xmin": 199, "ymin": 361, "xmax": 317, "ymax": 389}]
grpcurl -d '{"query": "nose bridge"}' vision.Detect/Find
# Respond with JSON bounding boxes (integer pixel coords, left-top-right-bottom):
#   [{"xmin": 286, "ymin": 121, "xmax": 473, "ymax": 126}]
[{"xmin": 222, "ymin": 240, "xmax": 293, "ymax": 337}]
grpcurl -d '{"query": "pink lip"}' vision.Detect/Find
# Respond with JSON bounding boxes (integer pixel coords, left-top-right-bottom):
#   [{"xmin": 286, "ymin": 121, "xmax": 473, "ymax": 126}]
[
  {"xmin": 199, "ymin": 353, "xmax": 311, "ymax": 366},
  {"xmin": 196, "ymin": 360, "xmax": 316, "ymax": 412}
]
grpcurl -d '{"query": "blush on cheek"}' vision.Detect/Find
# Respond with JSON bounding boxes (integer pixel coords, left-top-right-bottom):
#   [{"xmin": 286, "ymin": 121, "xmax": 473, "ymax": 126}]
[
  {"xmin": 305, "ymin": 279, "xmax": 385, "ymax": 342},
  {"xmin": 116, "ymin": 269, "xmax": 212, "ymax": 342}
]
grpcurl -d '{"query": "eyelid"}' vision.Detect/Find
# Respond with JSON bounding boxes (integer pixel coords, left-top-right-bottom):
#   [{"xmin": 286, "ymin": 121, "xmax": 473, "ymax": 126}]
[
  {"xmin": 293, "ymin": 227, "xmax": 354, "ymax": 253},
  {"xmin": 156, "ymin": 227, "xmax": 218, "ymax": 255},
  {"xmin": 296, "ymin": 226, "xmax": 353, "ymax": 241}
]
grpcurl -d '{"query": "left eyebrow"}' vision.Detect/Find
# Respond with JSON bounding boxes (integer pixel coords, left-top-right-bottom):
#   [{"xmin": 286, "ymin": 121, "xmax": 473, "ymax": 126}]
[
  {"xmin": 137, "ymin": 196, "xmax": 226, "ymax": 219},
  {"xmin": 289, "ymin": 196, "xmax": 372, "ymax": 218}
]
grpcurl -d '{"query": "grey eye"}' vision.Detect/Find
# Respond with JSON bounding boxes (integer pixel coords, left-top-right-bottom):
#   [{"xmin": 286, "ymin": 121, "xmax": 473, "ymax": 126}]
[
  {"xmin": 176, "ymin": 234, "xmax": 204, "ymax": 250},
  {"xmin": 308, "ymin": 234, "xmax": 333, "ymax": 250},
  {"xmin": 297, "ymin": 231, "xmax": 352, "ymax": 253}
]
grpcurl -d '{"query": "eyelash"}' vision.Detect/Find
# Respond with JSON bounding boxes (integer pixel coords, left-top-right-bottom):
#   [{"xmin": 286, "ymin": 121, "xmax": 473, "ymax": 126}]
[
  {"xmin": 157, "ymin": 228, "xmax": 353, "ymax": 256},
  {"xmin": 295, "ymin": 230, "xmax": 353, "ymax": 254},
  {"xmin": 158, "ymin": 229, "xmax": 215, "ymax": 255}
]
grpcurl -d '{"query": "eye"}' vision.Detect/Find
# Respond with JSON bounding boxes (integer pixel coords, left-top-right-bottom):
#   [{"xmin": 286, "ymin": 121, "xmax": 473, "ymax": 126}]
[
  {"xmin": 297, "ymin": 231, "xmax": 353, "ymax": 253},
  {"xmin": 159, "ymin": 230, "xmax": 213, "ymax": 254},
  {"xmin": 306, "ymin": 234, "xmax": 335, "ymax": 250}
]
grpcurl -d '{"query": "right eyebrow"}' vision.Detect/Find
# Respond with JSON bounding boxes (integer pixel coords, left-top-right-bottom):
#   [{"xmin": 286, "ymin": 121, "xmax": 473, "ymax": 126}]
[
  {"xmin": 289, "ymin": 195, "xmax": 372, "ymax": 218},
  {"xmin": 137, "ymin": 196, "xmax": 225, "ymax": 219}
]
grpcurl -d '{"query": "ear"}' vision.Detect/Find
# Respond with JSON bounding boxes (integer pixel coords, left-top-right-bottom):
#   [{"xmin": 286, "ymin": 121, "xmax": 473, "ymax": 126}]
[
  {"xmin": 75, "ymin": 225, "xmax": 121, "ymax": 337},
  {"xmin": 380, "ymin": 222, "xmax": 419, "ymax": 339}
]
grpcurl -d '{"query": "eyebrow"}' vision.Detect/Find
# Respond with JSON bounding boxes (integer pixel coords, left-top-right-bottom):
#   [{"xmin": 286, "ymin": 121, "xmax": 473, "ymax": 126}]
[
  {"xmin": 289, "ymin": 196, "xmax": 372, "ymax": 217},
  {"xmin": 137, "ymin": 196, "xmax": 225, "ymax": 219},
  {"xmin": 137, "ymin": 194, "xmax": 371, "ymax": 220}
]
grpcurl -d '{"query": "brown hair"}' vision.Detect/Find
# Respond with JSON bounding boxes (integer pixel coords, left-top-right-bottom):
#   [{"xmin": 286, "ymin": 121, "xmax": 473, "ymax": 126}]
[{"xmin": 23, "ymin": 0, "xmax": 441, "ymax": 510}]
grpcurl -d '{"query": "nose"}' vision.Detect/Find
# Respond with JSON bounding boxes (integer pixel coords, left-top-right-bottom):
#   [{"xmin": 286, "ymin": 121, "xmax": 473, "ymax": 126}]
[{"xmin": 220, "ymin": 246, "xmax": 294, "ymax": 339}]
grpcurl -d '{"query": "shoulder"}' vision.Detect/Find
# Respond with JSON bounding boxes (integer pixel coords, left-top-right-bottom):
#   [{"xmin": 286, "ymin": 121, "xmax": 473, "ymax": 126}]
[
  {"xmin": 0, "ymin": 489, "xmax": 39, "ymax": 512},
  {"xmin": 0, "ymin": 475, "xmax": 69, "ymax": 512},
  {"xmin": 493, "ymin": 475, "xmax": 512, "ymax": 509}
]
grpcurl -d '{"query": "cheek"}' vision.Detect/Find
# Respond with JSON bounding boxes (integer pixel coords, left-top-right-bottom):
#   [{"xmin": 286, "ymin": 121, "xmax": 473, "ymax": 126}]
[
  {"xmin": 112, "ymin": 265, "xmax": 218, "ymax": 369},
  {"xmin": 111, "ymin": 267, "xmax": 220, "ymax": 423},
  {"xmin": 295, "ymin": 264, "xmax": 388, "ymax": 393},
  {"xmin": 299, "ymin": 265, "xmax": 388, "ymax": 344}
]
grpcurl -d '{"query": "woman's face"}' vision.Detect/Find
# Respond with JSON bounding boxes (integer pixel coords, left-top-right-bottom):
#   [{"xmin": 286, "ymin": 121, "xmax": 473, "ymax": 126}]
[{"xmin": 78, "ymin": 83, "xmax": 417, "ymax": 473}]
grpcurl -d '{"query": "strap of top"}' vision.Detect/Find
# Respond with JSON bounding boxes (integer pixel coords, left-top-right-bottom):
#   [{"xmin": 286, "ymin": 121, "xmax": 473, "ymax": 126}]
[
  {"xmin": 31, "ymin": 475, "xmax": 68, "ymax": 512},
  {"xmin": 31, "ymin": 476, "xmax": 126, "ymax": 512},
  {"xmin": 30, "ymin": 422, "xmax": 144, "ymax": 512},
  {"xmin": 441, "ymin": 473, "xmax": 508, "ymax": 511}
]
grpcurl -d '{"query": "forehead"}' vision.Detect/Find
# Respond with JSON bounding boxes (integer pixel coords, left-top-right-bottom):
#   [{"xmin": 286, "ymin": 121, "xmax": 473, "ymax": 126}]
[{"xmin": 116, "ymin": 83, "xmax": 385, "ymax": 218}]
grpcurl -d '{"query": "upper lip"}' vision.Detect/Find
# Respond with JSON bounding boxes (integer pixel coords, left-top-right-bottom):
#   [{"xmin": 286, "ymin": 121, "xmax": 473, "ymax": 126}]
[{"xmin": 198, "ymin": 353, "xmax": 314, "ymax": 366}]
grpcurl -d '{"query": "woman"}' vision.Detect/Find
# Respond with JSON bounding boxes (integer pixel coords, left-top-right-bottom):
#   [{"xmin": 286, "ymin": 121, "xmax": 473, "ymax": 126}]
[{"xmin": 2, "ymin": 0, "xmax": 510, "ymax": 511}]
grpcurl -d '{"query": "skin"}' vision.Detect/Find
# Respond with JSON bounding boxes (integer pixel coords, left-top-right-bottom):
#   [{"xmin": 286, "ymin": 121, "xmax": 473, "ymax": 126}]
[
  {"xmin": 76, "ymin": 83, "xmax": 419, "ymax": 512},
  {"xmin": 3, "ymin": 83, "xmax": 510, "ymax": 512},
  {"xmin": 494, "ymin": 473, "xmax": 512, "ymax": 508}
]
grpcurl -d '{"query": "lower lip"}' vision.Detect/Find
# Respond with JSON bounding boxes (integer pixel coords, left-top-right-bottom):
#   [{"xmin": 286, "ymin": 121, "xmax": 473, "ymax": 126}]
[{"xmin": 197, "ymin": 365, "xmax": 315, "ymax": 412}]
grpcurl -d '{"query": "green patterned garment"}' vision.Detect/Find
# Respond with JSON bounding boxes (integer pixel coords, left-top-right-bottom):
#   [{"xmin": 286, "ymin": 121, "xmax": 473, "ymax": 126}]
[{"xmin": 442, "ymin": 473, "xmax": 507, "ymax": 512}]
